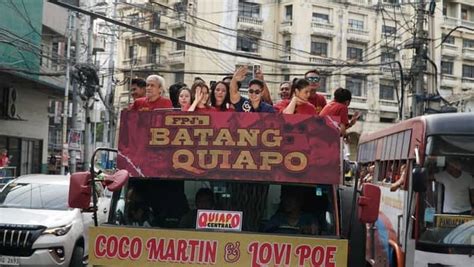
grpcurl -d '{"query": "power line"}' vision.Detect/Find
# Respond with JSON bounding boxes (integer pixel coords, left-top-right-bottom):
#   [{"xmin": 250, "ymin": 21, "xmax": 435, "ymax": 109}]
[{"xmin": 49, "ymin": 0, "xmax": 403, "ymax": 69}]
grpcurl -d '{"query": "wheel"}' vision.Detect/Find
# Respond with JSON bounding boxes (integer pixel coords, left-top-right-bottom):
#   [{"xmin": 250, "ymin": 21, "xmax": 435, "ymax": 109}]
[{"xmin": 70, "ymin": 245, "xmax": 84, "ymax": 267}]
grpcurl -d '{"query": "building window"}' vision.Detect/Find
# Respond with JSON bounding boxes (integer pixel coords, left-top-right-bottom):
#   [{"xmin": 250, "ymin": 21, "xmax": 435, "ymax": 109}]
[
  {"xmin": 149, "ymin": 43, "xmax": 161, "ymax": 64},
  {"xmin": 176, "ymin": 36, "xmax": 186, "ymax": 51},
  {"xmin": 238, "ymin": 0, "xmax": 260, "ymax": 18},
  {"xmin": 318, "ymin": 76, "xmax": 327, "ymax": 93},
  {"xmin": 442, "ymin": 34, "xmax": 455, "ymax": 45},
  {"xmin": 151, "ymin": 12, "xmax": 161, "ymax": 29},
  {"xmin": 381, "ymin": 49, "xmax": 396, "ymax": 63},
  {"xmin": 311, "ymin": 41, "xmax": 328, "ymax": 57},
  {"xmin": 284, "ymin": 39, "xmax": 291, "ymax": 53},
  {"xmin": 285, "ymin": 5, "xmax": 293, "ymax": 21},
  {"xmin": 441, "ymin": 61, "xmax": 453, "ymax": 75},
  {"xmin": 237, "ymin": 34, "xmax": 258, "ymax": 53},
  {"xmin": 174, "ymin": 0, "xmax": 188, "ymax": 13},
  {"xmin": 382, "ymin": 25, "xmax": 396, "ymax": 35},
  {"xmin": 347, "ymin": 44, "xmax": 364, "ymax": 61},
  {"xmin": 461, "ymin": 8, "xmax": 468, "ymax": 20},
  {"xmin": 443, "ymin": 6, "xmax": 447, "ymax": 16},
  {"xmin": 346, "ymin": 76, "xmax": 365, "ymax": 97},
  {"xmin": 128, "ymin": 45, "xmax": 137, "ymax": 60},
  {"xmin": 312, "ymin": 12, "xmax": 329, "ymax": 23},
  {"xmin": 379, "ymin": 84, "xmax": 395, "ymax": 100},
  {"xmin": 175, "ymin": 72, "xmax": 184, "ymax": 83},
  {"xmin": 129, "ymin": 13, "xmax": 140, "ymax": 26},
  {"xmin": 348, "ymin": 19, "xmax": 364, "ymax": 30},
  {"xmin": 380, "ymin": 117, "xmax": 395, "ymax": 123},
  {"xmin": 462, "ymin": 64, "xmax": 474, "ymax": 78},
  {"xmin": 463, "ymin": 39, "xmax": 474, "ymax": 48}
]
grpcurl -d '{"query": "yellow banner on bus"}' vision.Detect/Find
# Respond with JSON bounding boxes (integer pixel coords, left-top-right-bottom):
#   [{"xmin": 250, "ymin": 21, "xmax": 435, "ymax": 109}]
[{"xmin": 89, "ymin": 226, "xmax": 348, "ymax": 267}]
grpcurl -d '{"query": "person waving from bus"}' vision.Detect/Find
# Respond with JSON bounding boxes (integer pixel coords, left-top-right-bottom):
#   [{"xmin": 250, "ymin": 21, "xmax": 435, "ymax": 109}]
[
  {"xmin": 210, "ymin": 81, "xmax": 233, "ymax": 112},
  {"xmin": 434, "ymin": 158, "xmax": 474, "ymax": 215},
  {"xmin": 185, "ymin": 82, "xmax": 216, "ymax": 112},
  {"xmin": 230, "ymin": 66, "xmax": 275, "ymax": 113},
  {"xmin": 129, "ymin": 74, "xmax": 173, "ymax": 111},
  {"xmin": 274, "ymin": 78, "xmax": 317, "ymax": 114},
  {"xmin": 319, "ymin": 87, "xmax": 360, "ymax": 136}
]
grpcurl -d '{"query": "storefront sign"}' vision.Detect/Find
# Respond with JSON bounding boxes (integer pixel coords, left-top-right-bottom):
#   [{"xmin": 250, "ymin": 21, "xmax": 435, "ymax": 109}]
[
  {"xmin": 118, "ymin": 112, "xmax": 341, "ymax": 185},
  {"xmin": 90, "ymin": 226, "xmax": 348, "ymax": 266},
  {"xmin": 196, "ymin": 210, "xmax": 242, "ymax": 231}
]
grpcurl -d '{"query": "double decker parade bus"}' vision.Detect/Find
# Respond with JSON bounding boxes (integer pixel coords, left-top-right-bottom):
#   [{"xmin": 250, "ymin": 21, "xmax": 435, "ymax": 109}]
[
  {"xmin": 68, "ymin": 110, "xmax": 381, "ymax": 266},
  {"xmin": 357, "ymin": 113, "xmax": 474, "ymax": 267}
]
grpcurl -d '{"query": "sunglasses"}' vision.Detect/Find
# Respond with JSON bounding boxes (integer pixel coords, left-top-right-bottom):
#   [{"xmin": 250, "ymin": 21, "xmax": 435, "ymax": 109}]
[
  {"xmin": 248, "ymin": 89, "xmax": 261, "ymax": 95},
  {"xmin": 306, "ymin": 77, "xmax": 320, "ymax": 83}
]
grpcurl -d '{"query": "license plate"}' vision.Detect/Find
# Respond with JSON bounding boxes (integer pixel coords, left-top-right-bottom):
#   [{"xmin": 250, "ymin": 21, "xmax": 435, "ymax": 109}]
[{"xmin": 0, "ymin": 255, "xmax": 19, "ymax": 266}]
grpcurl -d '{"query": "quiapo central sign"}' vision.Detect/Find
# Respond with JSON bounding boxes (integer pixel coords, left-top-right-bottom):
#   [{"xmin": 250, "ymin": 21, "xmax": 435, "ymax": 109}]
[
  {"xmin": 118, "ymin": 112, "xmax": 341, "ymax": 185},
  {"xmin": 90, "ymin": 226, "xmax": 348, "ymax": 266}
]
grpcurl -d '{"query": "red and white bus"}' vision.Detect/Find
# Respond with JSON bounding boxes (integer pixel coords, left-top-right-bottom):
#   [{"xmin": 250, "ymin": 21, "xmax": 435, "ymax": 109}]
[{"xmin": 358, "ymin": 113, "xmax": 474, "ymax": 267}]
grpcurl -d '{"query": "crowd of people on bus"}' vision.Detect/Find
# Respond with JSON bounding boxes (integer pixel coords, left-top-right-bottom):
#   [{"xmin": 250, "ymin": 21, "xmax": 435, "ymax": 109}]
[
  {"xmin": 127, "ymin": 66, "xmax": 361, "ymax": 135},
  {"xmin": 359, "ymin": 160, "xmax": 408, "ymax": 192}
]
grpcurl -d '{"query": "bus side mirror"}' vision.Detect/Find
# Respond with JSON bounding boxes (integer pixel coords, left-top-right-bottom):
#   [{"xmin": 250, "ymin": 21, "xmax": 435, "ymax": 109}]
[
  {"xmin": 69, "ymin": 172, "xmax": 92, "ymax": 209},
  {"xmin": 412, "ymin": 166, "xmax": 427, "ymax": 193},
  {"xmin": 103, "ymin": 170, "xmax": 129, "ymax": 192},
  {"xmin": 358, "ymin": 183, "xmax": 381, "ymax": 224}
]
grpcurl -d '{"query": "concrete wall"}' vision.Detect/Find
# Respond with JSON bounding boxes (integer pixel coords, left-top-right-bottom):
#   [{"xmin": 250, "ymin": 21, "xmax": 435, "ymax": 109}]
[{"xmin": 1, "ymin": 86, "xmax": 50, "ymax": 171}]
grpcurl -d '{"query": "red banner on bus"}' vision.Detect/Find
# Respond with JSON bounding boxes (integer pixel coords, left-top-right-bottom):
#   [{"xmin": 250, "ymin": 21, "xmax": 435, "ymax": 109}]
[{"xmin": 117, "ymin": 111, "xmax": 341, "ymax": 184}]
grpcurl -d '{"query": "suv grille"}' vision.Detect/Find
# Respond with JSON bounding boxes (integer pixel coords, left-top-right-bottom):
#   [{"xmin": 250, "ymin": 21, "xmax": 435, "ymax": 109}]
[{"xmin": 0, "ymin": 224, "xmax": 46, "ymax": 256}]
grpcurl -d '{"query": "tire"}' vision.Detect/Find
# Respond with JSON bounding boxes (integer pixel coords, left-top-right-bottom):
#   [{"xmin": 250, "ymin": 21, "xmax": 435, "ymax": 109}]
[{"xmin": 70, "ymin": 245, "xmax": 84, "ymax": 267}]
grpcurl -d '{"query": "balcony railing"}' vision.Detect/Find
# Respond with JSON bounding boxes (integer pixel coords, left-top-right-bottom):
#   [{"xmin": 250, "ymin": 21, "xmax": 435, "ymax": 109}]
[
  {"xmin": 167, "ymin": 50, "xmax": 185, "ymax": 64},
  {"xmin": 347, "ymin": 28, "xmax": 369, "ymax": 35},
  {"xmin": 443, "ymin": 16, "xmax": 459, "ymax": 27},
  {"xmin": 238, "ymin": 16, "xmax": 263, "ymax": 25},
  {"xmin": 463, "ymin": 47, "xmax": 474, "ymax": 59},
  {"xmin": 311, "ymin": 21, "xmax": 334, "ymax": 30},
  {"xmin": 280, "ymin": 20, "xmax": 292, "ymax": 34},
  {"xmin": 237, "ymin": 16, "xmax": 264, "ymax": 32},
  {"xmin": 309, "ymin": 57, "xmax": 332, "ymax": 64}
]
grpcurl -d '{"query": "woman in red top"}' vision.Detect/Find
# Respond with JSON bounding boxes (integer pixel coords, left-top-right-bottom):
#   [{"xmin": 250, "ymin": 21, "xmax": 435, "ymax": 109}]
[
  {"xmin": 274, "ymin": 78, "xmax": 317, "ymax": 114},
  {"xmin": 177, "ymin": 87, "xmax": 193, "ymax": 111},
  {"xmin": 186, "ymin": 82, "xmax": 215, "ymax": 112},
  {"xmin": 210, "ymin": 81, "xmax": 233, "ymax": 111}
]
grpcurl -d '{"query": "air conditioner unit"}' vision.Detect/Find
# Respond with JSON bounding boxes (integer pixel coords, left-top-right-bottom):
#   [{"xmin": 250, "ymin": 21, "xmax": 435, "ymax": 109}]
[{"xmin": 4, "ymin": 87, "xmax": 17, "ymax": 118}]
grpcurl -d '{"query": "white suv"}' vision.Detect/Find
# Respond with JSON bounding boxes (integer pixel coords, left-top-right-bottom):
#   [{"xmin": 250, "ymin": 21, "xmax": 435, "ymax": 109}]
[{"xmin": 0, "ymin": 174, "xmax": 109, "ymax": 266}]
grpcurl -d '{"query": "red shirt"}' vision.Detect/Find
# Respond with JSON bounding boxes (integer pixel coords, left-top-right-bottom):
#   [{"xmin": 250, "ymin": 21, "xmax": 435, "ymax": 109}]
[
  {"xmin": 273, "ymin": 99, "xmax": 318, "ymax": 114},
  {"xmin": 0, "ymin": 155, "xmax": 9, "ymax": 167},
  {"xmin": 319, "ymin": 101, "xmax": 349, "ymax": 126},
  {"xmin": 130, "ymin": 96, "xmax": 173, "ymax": 111},
  {"xmin": 308, "ymin": 93, "xmax": 327, "ymax": 115}
]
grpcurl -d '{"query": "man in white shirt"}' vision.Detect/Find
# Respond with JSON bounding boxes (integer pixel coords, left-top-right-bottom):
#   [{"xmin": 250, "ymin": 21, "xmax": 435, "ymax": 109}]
[{"xmin": 434, "ymin": 158, "xmax": 474, "ymax": 214}]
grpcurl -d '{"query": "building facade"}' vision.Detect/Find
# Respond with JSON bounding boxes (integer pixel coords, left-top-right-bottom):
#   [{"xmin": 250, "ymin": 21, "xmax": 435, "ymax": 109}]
[
  {"xmin": 114, "ymin": 0, "xmax": 417, "ymax": 157},
  {"xmin": 436, "ymin": 0, "xmax": 474, "ymax": 113}
]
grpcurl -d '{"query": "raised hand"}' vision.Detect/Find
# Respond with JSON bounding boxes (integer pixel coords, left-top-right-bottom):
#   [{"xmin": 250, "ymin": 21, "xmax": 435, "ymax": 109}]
[{"xmin": 233, "ymin": 66, "xmax": 248, "ymax": 82}]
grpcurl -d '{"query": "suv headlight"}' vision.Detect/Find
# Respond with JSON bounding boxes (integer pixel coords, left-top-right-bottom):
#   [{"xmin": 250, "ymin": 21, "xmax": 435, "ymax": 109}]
[{"xmin": 43, "ymin": 224, "xmax": 73, "ymax": 236}]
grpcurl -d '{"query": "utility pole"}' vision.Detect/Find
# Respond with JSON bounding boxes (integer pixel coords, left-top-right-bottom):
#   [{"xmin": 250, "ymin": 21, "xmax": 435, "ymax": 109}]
[
  {"xmin": 84, "ymin": 15, "xmax": 94, "ymax": 170},
  {"xmin": 61, "ymin": 11, "xmax": 74, "ymax": 175},
  {"xmin": 103, "ymin": 0, "xmax": 118, "ymax": 149},
  {"xmin": 70, "ymin": 13, "xmax": 80, "ymax": 173},
  {"xmin": 412, "ymin": 0, "xmax": 427, "ymax": 117}
]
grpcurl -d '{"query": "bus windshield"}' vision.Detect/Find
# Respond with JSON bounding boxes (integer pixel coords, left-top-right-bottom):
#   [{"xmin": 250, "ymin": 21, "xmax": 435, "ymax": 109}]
[
  {"xmin": 419, "ymin": 151, "xmax": 474, "ymax": 247},
  {"xmin": 109, "ymin": 178, "xmax": 337, "ymax": 237}
]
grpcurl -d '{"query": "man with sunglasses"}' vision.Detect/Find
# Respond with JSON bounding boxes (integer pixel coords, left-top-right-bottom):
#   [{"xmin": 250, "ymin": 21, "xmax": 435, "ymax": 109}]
[
  {"xmin": 230, "ymin": 66, "xmax": 275, "ymax": 113},
  {"xmin": 304, "ymin": 69, "xmax": 327, "ymax": 114}
]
